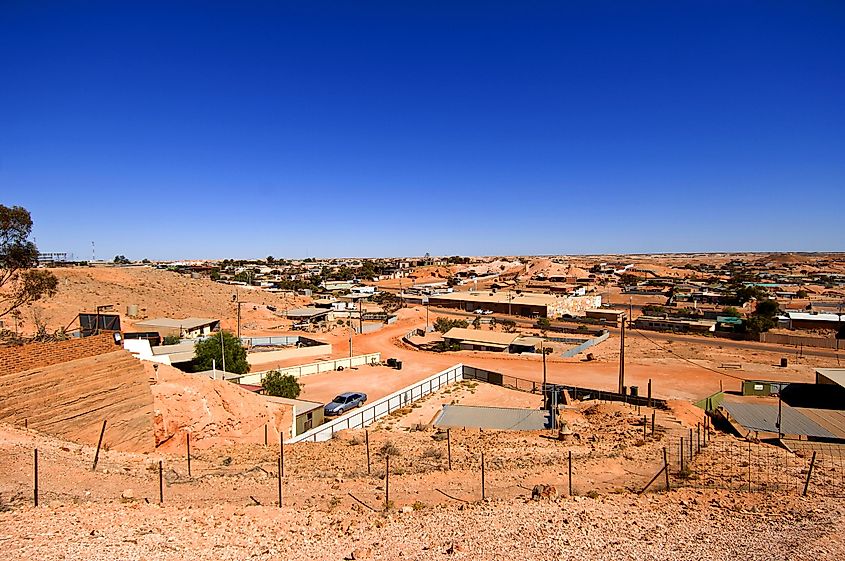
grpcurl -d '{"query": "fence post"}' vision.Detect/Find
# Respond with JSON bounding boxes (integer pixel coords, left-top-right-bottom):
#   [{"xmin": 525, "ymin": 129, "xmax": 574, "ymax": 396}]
[
  {"xmin": 277, "ymin": 456, "xmax": 283, "ymax": 507},
  {"xmin": 158, "ymin": 460, "xmax": 164, "ymax": 504},
  {"xmin": 651, "ymin": 410, "xmax": 656, "ymax": 437},
  {"xmin": 568, "ymin": 450, "xmax": 573, "ymax": 496},
  {"xmin": 680, "ymin": 438, "xmax": 685, "ymax": 474},
  {"xmin": 264, "ymin": 424, "xmax": 268, "ymax": 446},
  {"xmin": 186, "ymin": 433, "xmax": 192, "ymax": 477},
  {"xmin": 802, "ymin": 452, "xmax": 817, "ymax": 496},
  {"xmin": 697, "ymin": 423, "xmax": 701, "ymax": 454},
  {"xmin": 663, "ymin": 447, "xmax": 670, "ymax": 491},
  {"xmin": 447, "ymin": 428, "xmax": 452, "ymax": 470},
  {"xmin": 385, "ymin": 456, "xmax": 390, "ymax": 509},
  {"xmin": 647, "ymin": 379, "xmax": 652, "ymax": 408},
  {"xmin": 33, "ymin": 449, "xmax": 39, "ymax": 507},
  {"xmin": 481, "ymin": 451, "xmax": 486, "ymax": 500},
  {"xmin": 365, "ymin": 430, "xmax": 371, "ymax": 475},
  {"xmin": 92, "ymin": 419, "xmax": 107, "ymax": 471},
  {"xmin": 689, "ymin": 429, "xmax": 693, "ymax": 459},
  {"xmin": 643, "ymin": 416, "xmax": 647, "ymax": 438},
  {"xmin": 280, "ymin": 431, "xmax": 285, "ymax": 477},
  {"xmin": 747, "ymin": 440, "xmax": 752, "ymax": 491}
]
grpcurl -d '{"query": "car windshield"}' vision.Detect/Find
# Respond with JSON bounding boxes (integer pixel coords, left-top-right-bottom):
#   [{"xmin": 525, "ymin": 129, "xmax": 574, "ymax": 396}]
[{"xmin": 333, "ymin": 395, "xmax": 348, "ymax": 403}]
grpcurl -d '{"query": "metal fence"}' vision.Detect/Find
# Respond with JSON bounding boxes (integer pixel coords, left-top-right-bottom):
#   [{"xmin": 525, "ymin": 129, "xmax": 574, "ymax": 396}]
[
  {"xmin": 462, "ymin": 365, "xmax": 668, "ymax": 409},
  {"xmin": 663, "ymin": 433, "xmax": 845, "ymax": 497},
  {"xmin": 288, "ymin": 364, "xmax": 464, "ymax": 443}
]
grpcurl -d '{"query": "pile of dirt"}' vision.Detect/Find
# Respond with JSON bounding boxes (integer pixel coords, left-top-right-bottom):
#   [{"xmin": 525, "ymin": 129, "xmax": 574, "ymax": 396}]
[
  {"xmin": 26, "ymin": 266, "xmax": 311, "ymax": 336},
  {"xmin": 0, "ymin": 345, "xmax": 293, "ymax": 454},
  {"xmin": 0, "ymin": 349, "xmax": 156, "ymax": 452},
  {"xmin": 149, "ymin": 362, "xmax": 293, "ymax": 452}
]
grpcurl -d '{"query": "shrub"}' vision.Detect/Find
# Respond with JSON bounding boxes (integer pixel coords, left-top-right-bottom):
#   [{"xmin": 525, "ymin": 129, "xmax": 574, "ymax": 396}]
[{"xmin": 261, "ymin": 370, "xmax": 302, "ymax": 399}]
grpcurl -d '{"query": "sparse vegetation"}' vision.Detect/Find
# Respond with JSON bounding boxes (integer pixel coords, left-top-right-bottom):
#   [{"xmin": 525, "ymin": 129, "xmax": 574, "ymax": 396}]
[
  {"xmin": 261, "ymin": 370, "xmax": 302, "ymax": 399},
  {"xmin": 192, "ymin": 331, "xmax": 249, "ymax": 374}
]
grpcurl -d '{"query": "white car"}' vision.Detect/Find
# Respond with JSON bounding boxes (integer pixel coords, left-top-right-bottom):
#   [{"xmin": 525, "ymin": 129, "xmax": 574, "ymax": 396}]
[
  {"xmin": 473, "ymin": 309, "xmax": 485, "ymax": 315},
  {"xmin": 482, "ymin": 310, "xmax": 493, "ymax": 315}
]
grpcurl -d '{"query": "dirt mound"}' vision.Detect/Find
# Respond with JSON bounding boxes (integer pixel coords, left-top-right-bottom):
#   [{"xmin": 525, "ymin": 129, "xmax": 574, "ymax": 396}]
[
  {"xmin": 149, "ymin": 362, "xmax": 293, "ymax": 452},
  {"xmin": 0, "ymin": 349, "xmax": 156, "ymax": 452},
  {"xmin": 26, "ymin": 266, "xmax": 310, "ymax": 336}
]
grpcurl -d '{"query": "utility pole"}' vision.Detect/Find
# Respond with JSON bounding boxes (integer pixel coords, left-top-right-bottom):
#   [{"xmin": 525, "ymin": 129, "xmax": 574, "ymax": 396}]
[
  {"xmin": 220, "ymin": 330, "xmax": 226, "ymax": 373},
  {"xmin": 542, "ymin": 340, "xmax": 548, "ymax": 410},
  {"xmin": 618, "ymin": 314, "xmax": 626, "ymax": 394},
  {"xmin": 235, "ymin": 290, "xmax": 242, "ymax": 340},
  {"xmin": 358, "ymin": 298, "xmax": 363, "ymax": 334}
]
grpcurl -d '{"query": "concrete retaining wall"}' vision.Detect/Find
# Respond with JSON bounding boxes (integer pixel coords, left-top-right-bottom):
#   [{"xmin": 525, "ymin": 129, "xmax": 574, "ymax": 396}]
[
  {"xmin": 240, "ymin": 353, "xmax": 381, "ymax": 385},
  {"xmin": 246, "ymin": 344, "xmax": 332, "ymax": 367}
]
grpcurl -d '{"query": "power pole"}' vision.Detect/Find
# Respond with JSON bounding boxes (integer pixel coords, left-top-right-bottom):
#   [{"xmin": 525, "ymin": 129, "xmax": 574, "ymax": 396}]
[
  {"xmin": 236, "ymin": 290, "xmax": 242, "ymax": 340},
  {"xmin": 618, "ymin": 314, "xmax": 626, "ymax": 394},
  {"xmin": 542, "ymin": 341, "xmax": 548, "ymax": 410},
  {"xmin": 358, "ymin": 298, "xmax": 363, "ymax": 334}
]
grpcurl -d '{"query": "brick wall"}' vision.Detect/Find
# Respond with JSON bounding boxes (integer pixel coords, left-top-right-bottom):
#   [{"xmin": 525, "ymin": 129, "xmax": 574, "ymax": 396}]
[{"xmin": 0, "ymin": 333, "xmax": 120, "ymax": 376}]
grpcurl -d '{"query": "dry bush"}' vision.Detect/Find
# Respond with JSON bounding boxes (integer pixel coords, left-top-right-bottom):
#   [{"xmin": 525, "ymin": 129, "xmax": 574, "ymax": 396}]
[{"xmin": 379, "ymin": 441, "xmax": 400, "ymax": 457}]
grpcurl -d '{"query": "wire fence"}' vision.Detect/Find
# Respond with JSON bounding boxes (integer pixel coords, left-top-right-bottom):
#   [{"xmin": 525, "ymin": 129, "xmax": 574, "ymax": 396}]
[{"xmin": 661, "ymin": 433, "xmax": 845, "ymax": 498}]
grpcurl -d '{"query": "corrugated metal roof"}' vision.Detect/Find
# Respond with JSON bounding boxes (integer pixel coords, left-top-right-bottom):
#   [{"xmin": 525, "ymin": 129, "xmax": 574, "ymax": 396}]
[
  {"xmin": 721, "ymin": 400, "xmax": 836, "ymax": 438},
  {"xmin": 434, "ymin": 405, "xmax": 550, "ymax": 431},
  {"xmin": 793, "ymin": 408, "xmax": 845, "ymax": 439},
  {"xmin": 442, "ymin": 328, "xmax": 519, "ymax": 346}
]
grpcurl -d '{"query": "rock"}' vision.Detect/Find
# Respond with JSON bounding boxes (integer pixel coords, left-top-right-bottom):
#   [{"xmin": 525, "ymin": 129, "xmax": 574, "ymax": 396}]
[
  {"xmin": 350, "ymin": 546, "xmax": 373, "ymax": 559},
  {"xmin": 121, "ymin": 489, "xmax": 134, "ymax": 501},
  {"xmin": 531, "ymin": 484, "xmax": 558, "ymax": 500},
  {"xmin": 400, "ymin": 506, "xmax": 413, "ymax": 513}
]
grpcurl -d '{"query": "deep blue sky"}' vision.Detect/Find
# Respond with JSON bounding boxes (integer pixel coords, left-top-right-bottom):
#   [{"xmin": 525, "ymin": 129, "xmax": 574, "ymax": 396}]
[{"xmin": 1, "ymin": 1, "xmax": 843, "ymax": 260}]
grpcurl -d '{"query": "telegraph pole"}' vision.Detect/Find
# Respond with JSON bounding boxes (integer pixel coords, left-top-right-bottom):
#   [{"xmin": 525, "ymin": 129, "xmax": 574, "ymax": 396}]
[
  {"xmin": 618, "ymin": 314, "xmax": 626, "ymax": 394},
  {"xmin": 542, "ymin": 341, "xmax": 548, "ymax": 410},
  {"xmin": 235, "ymin": 290, "xmax": 242, "ymax": 340}
]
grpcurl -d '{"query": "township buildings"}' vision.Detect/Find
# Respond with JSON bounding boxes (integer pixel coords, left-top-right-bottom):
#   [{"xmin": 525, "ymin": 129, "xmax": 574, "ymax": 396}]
[{"xmin": 426, "ymin": 291, "xmax": 601, "ymax": 319}]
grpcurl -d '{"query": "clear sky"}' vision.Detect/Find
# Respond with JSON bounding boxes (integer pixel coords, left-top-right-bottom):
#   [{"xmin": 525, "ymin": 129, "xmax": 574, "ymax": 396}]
[{"xmin": 1, "ymin": 1, "xmax": 843, "ymax": 260}]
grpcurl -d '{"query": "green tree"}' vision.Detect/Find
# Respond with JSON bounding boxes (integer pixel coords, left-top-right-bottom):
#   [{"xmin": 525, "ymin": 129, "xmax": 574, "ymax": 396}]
[
  {"xmin": 721, "ymin": 306, "xmax": 742, "ymax": 318},
  {"xmin": 113, "ymin": 255, "xmax": 130, "ymax": 264},
  {"xmin": 261, "ymin": 370, "xmax": 302, "ymax": 398},
  {"xmin": 755, "ymin": 299, "xmax": 779, "ymax": 318},
  {"xmin": 536, "ymin": 317, "xmax": 551, "ymax": 330},
  {"xmin": 0, "ymin": 205, "xmax": 58, "ymax": 320},
  {"xmin": 192, "ymin": 331, "xmax": 249, "ymax": 374},
  {"xmin": 472, "ymin": 316, "xmax": 481, "ymax": 329},
  {"xmin": 162, "ymin": 335, "xmax": 181, "ymax": 345},
  {"xmin": 433, "ymin": 317, "xmax": 469, "ymax": 333},
  {"xmin": 796, "ymin": 289, "xmax": 809, "ymax": 299}
]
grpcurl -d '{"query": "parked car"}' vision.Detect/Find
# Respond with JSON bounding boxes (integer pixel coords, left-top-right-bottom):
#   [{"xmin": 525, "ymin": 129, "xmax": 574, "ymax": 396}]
[
  {"xmin": 482, "ymin": 310, "xmax": 493, "ymax": 315},
  {"xmin": 473, "ymin": 309, "xmax": 485, "ymax": 315},
  {"xmin": 324, "ymin": 392, "xmax": 368, "ymax": 416}
]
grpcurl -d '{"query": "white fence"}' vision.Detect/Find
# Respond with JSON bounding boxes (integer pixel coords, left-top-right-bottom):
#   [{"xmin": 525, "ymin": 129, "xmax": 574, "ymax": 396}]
[
  {"xmin": 239, "ymin": 353, "xmax": 381, "ymax": 385},
  {"xmin": 288, "ymin": 363, "xmax": 464, "ymax": 443}
]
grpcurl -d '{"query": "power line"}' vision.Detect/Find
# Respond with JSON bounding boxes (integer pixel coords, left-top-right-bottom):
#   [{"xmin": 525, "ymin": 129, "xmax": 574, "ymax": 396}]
[{"xmin": 630, "ymin": 327, "xmax": 748, "ymax": 382}]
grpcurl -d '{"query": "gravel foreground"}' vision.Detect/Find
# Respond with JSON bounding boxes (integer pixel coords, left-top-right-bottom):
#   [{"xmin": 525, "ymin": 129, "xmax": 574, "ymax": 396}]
[{"xmin": 1, "ymin": 489, "xmax": 842, "ymax": 561}]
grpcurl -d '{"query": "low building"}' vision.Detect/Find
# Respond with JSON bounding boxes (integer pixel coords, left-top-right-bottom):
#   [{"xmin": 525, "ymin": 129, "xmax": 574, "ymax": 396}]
[
  {"xmin": 133, "ymin": 317, "xmax": 220, "ymax": 339},
  {"xmin": 265, "ymin": 396, "xmax": 325, "ymax": 435},
  {"xmin": 441, "ymin": 328, "xmax": 545, "ymax": 353},
  {"xmin": 633, "ymin": 315, "xmax": 716, "ymax": 333},
  {"xmin": 780, "ymin": 311, "xmax": 844, "ymax": 331},
  {"xmin": 586, "ymin": 309, "xmax": 625, "ymax": 327},
  {"xmin": 285, "ymin": 307, "xmax": 330, "ymax": 324},
  {"xmin": 442, "ymin": 328, "xmax": 519, "ymax": 352},
  {"xmin": 428, "ymin": 291, "xmax": 601, "ymax": 319}
]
